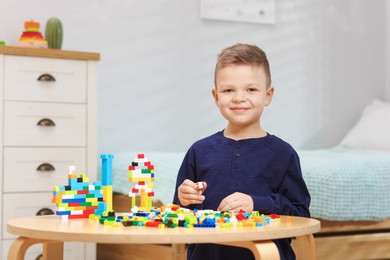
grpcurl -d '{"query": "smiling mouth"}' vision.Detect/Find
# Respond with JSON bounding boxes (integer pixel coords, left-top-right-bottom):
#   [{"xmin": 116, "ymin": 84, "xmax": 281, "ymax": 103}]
[{"xmin": 231, "ymin": 107, "xmax": 249, "ymax": 111}]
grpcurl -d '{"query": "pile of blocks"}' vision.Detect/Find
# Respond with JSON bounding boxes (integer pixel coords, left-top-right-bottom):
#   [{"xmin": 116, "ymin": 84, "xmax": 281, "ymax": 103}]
[
  {"xmin": 52, "ymin": 166, "xmax": 104, "ymax": 219},
  {"xmin": 98, "ymin": 203, "xmax": 285, "ymax": 229},
  {"xmin": 52, "ymin": 153, "xmax": 286, "ymax": 229}
]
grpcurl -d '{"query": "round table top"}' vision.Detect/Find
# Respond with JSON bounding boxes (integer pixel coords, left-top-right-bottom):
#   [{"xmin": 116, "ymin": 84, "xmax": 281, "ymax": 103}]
[{"xmin": 7, "ymin": 215, "xmax": 320, "ymax": 244}]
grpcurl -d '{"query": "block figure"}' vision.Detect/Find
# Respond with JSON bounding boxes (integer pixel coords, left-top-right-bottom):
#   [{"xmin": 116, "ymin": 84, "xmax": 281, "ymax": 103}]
[{"xmin": 128, "ymin": 154, "xmax": 155, "ymax": 209}]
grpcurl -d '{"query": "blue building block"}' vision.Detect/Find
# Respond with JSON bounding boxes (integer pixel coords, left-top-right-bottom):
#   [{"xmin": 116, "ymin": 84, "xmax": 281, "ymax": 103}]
[
  {"xmin": 100, "ymin": 154, "xmax": 114, "ymax": 185},
  {"xmin": 94, "ymin": 201, "xmax": 108, "ymax": 216},
  {"xmin": 56, "ymin": 211, "xmax": 71, "ymax": 216},
  {"xmin": 63, "ymin": 198, "xmax": 86, "ymax": 203}
]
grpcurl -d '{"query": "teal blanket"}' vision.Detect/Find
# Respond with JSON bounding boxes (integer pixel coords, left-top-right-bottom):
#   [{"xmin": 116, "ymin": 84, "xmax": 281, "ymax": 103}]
[{"xmin": 298, "ymin": 148, "xmax": 390, "ymax": 220}]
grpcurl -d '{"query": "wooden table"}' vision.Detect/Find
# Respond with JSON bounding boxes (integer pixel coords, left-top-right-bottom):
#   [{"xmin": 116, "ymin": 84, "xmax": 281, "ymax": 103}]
[{"xmin": 7, "ymin": 215, "xmax": 320, "ymax": 260}]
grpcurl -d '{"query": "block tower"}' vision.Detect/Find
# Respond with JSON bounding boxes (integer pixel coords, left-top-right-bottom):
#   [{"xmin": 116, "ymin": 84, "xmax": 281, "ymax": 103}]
[
  {"xmin": 128, "ymin": 154, "xmax": 155, "ymax": 209},
  {"xmin": 52, "ymin": 166, "xmax": 104, "ymax": 219},
  {"xmin": 16, "ymin": 20, "xmax": 48, "ymax": 48},
  {"xmin": 100, "ymin": 154, "xmax": 114, "ymax": 211},
  {"xmin": 52, "ymin": 154, "xmax": 115, "ymax": 219}
]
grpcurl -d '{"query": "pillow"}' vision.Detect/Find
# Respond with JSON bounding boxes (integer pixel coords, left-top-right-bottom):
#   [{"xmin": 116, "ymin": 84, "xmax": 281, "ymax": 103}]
[
  {"xmin": 339, "ymin": 99, "xmax": 390, "ymax": 152},
  {"xmin": 371, "ymin": 98, "xmax": 390, "ymax": 108}
]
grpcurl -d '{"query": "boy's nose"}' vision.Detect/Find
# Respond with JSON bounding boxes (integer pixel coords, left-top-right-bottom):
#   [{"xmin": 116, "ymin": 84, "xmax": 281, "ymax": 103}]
[{"xmin": 233, "ymin": 91, "xmax": 247, "ymax": 102}]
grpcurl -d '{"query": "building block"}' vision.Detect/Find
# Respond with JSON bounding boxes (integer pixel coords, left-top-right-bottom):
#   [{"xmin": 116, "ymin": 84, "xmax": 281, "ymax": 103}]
[{"xmin": 100, "ymin": 154, "xmax": 114, "ymax": 186}]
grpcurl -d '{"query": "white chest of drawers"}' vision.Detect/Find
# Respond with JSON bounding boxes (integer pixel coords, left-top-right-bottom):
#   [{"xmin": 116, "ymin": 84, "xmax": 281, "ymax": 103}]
[{"xmin": 0, "ymin": 46, "xmax": 99, "ymax": 260}]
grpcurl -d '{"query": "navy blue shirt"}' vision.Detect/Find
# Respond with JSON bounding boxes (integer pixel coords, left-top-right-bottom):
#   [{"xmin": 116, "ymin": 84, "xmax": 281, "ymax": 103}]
[{"xmin": 173, "ymin": 131, "xmax": 310, "ymax": 260}]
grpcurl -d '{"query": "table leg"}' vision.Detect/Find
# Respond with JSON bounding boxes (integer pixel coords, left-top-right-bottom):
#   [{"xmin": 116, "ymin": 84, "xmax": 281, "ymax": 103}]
[
  {"xmin": 172, "ymin": 244, "xmax": 187, "ymax": 260},
  {"xmin": 7, "ymin": 237, "xmax": 64, "ymax": 260},
  {"xmin": 43, "ymin": 241, "xmax": 64, "ymax": 260},
  {"xmin": 292, "ymin": 234, "xmax": 316, "ymax": 260},
  {"xmin": 217, "ymin": 240, "xmax": 280, "ymax": 260},
  {"xmin": 7, "ymin": 237, "xmax": 44, "ymax": 260}
]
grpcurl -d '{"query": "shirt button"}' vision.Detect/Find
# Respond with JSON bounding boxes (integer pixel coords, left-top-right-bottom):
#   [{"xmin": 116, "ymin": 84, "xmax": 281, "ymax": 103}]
[
  {"xmin": 236, "ymin": 144, "xmax": 242, "ymax": 149},
  {"xmin": 235, "ymin": 153, "xmax": 240, "ymax": 158},
  {"xmin": 233, "ymin": 164, "xmax": 238, "ymax": 169}
]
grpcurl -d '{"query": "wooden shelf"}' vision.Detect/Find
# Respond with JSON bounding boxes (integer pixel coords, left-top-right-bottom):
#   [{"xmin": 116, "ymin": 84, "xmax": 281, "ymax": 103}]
[{"xmin": 0, "ymin": 46, "xmax": 100, "ymax": 61}]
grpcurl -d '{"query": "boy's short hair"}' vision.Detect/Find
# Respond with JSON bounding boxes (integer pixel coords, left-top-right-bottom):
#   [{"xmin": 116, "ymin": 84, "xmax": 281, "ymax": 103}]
[{"xmin": 214, "ymin": 43, "xmax": 272, "ymax": 88}]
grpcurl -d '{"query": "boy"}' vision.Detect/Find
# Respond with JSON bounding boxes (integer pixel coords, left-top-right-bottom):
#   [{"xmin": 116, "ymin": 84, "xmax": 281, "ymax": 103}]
[{"xmin": 173, "ymin": 43, "xmax": 310, "ymax": 260}]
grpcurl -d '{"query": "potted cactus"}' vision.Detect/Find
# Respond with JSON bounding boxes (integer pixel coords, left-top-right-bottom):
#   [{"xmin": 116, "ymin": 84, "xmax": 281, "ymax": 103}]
[{"xmin": 45, "ymin": 17, "xmax": 63, "ymax": 49}]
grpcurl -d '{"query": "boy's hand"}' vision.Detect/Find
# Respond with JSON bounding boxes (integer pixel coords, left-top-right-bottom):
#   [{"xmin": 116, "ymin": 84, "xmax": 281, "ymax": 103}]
[
  {"xmin": 178, "ymin": 179, "xmax": 207, "ymax": 206},
  {"xmin": 217, "ymin": 192, "xmax": 253, "ymax": 212}
]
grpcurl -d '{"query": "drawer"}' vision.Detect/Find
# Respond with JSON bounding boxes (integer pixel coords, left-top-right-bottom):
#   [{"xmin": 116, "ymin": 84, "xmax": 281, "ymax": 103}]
[
  {"xmin": 3, "ymin": 147, "xmax": 86, "ymax": 193},
  {"xmin": 2, "ymin": 192, "xmax": 55, "ymax": 239},
  {"xmin": 4, "ymin": 55, "xmax": 87, "ymax": 103},
  {"xmin": 2, "ymin": 240, "xmax": 85, "ymax": 260},
  {"xmin": 4, "ymin": 101, "xmax": 86, "ymax": 146}
]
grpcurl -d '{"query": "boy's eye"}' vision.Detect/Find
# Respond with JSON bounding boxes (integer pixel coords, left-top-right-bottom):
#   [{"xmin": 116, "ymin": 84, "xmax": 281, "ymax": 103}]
[
  {"xmin": 222, "ymin": 89, "xmax": 233, "ymax": 93},
  {"xmin": 247, "ymin": 88, "xmax": 258, "ymax": 92}
]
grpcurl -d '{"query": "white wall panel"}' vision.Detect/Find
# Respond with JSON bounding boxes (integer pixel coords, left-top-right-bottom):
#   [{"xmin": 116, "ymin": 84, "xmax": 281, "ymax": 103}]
[
  {"xmin": 386, "ymin": 1, "xmax": 390, "ymax": 101},
  {"xmin": 0, "ymin": 0, "xmax": 387, "ymax": 152}
]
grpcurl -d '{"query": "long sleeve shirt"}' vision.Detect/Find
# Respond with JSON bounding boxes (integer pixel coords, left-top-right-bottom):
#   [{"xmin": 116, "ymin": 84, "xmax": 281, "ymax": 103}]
[{"xmin": 173, "ymin": 131, "xmax": 310, "ymax": 260}]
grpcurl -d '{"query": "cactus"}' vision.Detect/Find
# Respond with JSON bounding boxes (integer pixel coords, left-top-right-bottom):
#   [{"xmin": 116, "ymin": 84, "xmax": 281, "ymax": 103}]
[{"xmin": 45, "ymin": 17, "xmax": 63, "ymax": 49}]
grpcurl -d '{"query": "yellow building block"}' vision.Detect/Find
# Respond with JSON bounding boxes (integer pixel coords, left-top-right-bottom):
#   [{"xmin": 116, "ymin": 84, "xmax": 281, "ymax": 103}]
[{"xmin": 103, "ymin": 185, "xmax": 113, "ymax": 211}]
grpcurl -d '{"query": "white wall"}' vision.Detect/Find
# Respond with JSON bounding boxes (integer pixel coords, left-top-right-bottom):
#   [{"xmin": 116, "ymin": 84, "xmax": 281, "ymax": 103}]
[
  {"xmin": 0, "ymin": 0, "xmax": 387, "ymax": 153},
  {"xmin": 305, "ymin": 1, "xmax": 387, "ymax": 148},
  {"xmin": 387, "ymin": 1, "xmax": 390, "ymax": 101}
]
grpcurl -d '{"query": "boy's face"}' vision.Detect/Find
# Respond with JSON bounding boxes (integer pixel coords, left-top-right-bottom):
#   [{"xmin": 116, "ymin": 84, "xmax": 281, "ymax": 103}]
[{"xmin": 212, "ymin": 64, "xmax": 274, "ymax": 129}]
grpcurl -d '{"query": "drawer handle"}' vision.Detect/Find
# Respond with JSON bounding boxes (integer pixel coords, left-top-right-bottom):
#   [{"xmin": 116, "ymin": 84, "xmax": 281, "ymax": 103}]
[
  {"xmin": 36, "ymin": 208, "xmax": 55, "ymax": 215},
  {"xmin": 37, "ymin": 118, "xmax": 56, "ymax": 127},
  {"xmin": 37, "ymin": 73, "xmax": 56, "ymax": 82},
  {"xmin": 37, "ymin": 163, "xmax": 56, "ymax": 172}
]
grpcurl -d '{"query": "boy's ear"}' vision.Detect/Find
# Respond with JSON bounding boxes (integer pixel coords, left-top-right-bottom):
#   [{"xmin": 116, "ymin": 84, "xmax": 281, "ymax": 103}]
[
  {"xmin": 265, "ymin": 86, "xmax": 274, "ymax": 106},
  {"xmin": 212, "ymin": 87, "xmax": 219, "ymax": 104}
]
